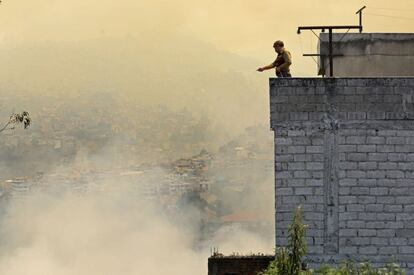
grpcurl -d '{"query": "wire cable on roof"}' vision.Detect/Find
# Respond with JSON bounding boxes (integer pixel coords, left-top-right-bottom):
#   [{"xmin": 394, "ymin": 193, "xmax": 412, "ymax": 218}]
[
  {"xmin": 310, "ymin": 29, "xmax": 322, "ymax": 43},
  {"xmin": 310, "ymin": 55, "xmax": 318, "ymax": 66},
  {"xmin": 366, "ymin": 12, "xmax": 414, "ymax": 21},
  {"xmin": 310, "ymin": 33, "xmax": 320, "ymax": 67},
  {"xmin": 369, "ymin": 7, "xmax": 414, "ymax": 12},
  {"xmin": 337, "ymin": 28, "xmax": 351, "ymax": 43}
]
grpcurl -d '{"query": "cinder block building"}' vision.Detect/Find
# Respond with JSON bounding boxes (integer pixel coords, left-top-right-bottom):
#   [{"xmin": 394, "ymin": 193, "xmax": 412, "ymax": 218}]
[{"xmin": 271, "ymin": 33, "xmax": 414, "ymax": 271}]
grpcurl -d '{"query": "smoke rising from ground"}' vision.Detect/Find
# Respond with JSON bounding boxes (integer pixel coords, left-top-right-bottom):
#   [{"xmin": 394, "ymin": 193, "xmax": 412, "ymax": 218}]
[
  {"xmin": 0, "ymin": 160, "xmax": 273, "ymax": 275},
  {"xmin": 0, "ymin": 183, "xmax": 203, "ymax": 274},
  {"xmin": 0, "ymin": 72, "xmax": 275, "ymax": 273}
]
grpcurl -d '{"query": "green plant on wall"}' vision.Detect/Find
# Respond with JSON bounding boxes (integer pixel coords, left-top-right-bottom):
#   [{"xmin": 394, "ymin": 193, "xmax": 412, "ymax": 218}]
[
  {"xmin": 259, "ymin": 205, "xmax": 308, "ymax": 275},
  {"xmin": 259, "ymin": 206, "xmax": 406, "ymax": 275}
]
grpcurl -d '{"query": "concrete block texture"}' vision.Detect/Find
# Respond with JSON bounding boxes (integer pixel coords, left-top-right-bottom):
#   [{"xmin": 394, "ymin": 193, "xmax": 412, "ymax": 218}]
[{"xmin": 271, "ymin": 78, "xmax": 414, "ymax": 272}]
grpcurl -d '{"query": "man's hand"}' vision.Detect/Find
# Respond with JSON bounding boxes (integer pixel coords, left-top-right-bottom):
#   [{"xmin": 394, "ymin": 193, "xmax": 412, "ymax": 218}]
[
  {"xmin": 276, "ymin": 67, "xmax": 280, "ymax": 73},
  {"xmin": 258, "ymin": 63, "xmax": 275, "ymax": 72}
]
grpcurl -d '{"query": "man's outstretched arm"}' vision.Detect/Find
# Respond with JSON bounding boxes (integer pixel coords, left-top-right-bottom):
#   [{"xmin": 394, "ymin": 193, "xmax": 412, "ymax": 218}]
[{"xmin": 257, "ymin": 62, "xmax": 275, "ymax": 72}]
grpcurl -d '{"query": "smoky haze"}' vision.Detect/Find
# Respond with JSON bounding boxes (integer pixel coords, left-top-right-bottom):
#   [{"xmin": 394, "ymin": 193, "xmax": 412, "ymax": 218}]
[
  {"xmin": 0, "ymin": 0, "xmax": 412, "ymax": 74},
  {"xmin": 0, "ymin": 147, "xmax": 274, "ymax": 274},
  {"xmin": 0, "ymin": 0, "xmax": 412, "ymax": 135},
  {"xmin": 0, "ymin": 0, "xmax": 412, "ymax": 274}
]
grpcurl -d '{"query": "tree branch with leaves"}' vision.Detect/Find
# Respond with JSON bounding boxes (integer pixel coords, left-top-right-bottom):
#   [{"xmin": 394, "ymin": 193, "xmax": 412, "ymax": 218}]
[{"xmin": 0, "ymin": 111, "xmax": 31, "ymax": 134}]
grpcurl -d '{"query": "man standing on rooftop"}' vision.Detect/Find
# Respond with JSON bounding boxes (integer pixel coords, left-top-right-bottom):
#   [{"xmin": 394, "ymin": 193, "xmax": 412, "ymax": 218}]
[{"xmin": 257, "ymin": 40, "xmax": 292, "ymax": 77}]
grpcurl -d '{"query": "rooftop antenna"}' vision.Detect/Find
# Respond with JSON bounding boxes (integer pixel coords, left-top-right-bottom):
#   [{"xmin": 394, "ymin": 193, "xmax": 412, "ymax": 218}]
[
  {"xmin": 297, "ymin": 6, "xmax": 366, "ymax": 77},
  {"xmin": 356, "ymin": 6, "xmax": 366, "ymax": 33}
]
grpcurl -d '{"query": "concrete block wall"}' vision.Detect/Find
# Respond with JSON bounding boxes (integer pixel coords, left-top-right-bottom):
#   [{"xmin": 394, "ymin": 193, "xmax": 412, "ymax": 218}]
[{"xmin": 270, "ymin": 78, "xmax": 414, "ymax": 271}]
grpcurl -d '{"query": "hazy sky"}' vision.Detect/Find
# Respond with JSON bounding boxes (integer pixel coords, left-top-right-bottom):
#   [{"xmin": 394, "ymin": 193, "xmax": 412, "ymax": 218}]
[
  {"xmin": 0, "ymin": 0, "xmax": 412, "ymax": 75},
  {"xmin": 0, "ymin": 3, "xmax": 412, "ymax": 273}
]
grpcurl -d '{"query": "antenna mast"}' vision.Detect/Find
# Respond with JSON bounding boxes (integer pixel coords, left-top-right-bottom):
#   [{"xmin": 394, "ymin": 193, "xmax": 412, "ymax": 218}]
[{"xmin": 297, "ymin": 6, "xmax": 366, "ymax": 77}]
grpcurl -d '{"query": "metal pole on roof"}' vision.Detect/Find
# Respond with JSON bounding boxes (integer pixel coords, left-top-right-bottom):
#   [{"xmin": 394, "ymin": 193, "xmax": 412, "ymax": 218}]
[
  {"xmin": 329, "ymin": 28, "xmax": 333, "ymax": 77},
  {"xmin": 356, "ymin": 6, "xmax": 367, "ymax": 33},
  {"xmin": 297, "ymin": 8, "xmax": 366, "ymax": 77},
  {"xmin": 297, "ymin": 26, "xmax": 360, "ymax": 77}
]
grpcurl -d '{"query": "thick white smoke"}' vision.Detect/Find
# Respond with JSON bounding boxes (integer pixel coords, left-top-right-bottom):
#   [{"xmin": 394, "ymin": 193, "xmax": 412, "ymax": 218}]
[
  {"xmin": 0, "ymin": 160, "xmax": 273, "ymax": 275},
  {"xmin": 0, "ymin": 183, "xmax": 203, "ymax": 274}
]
